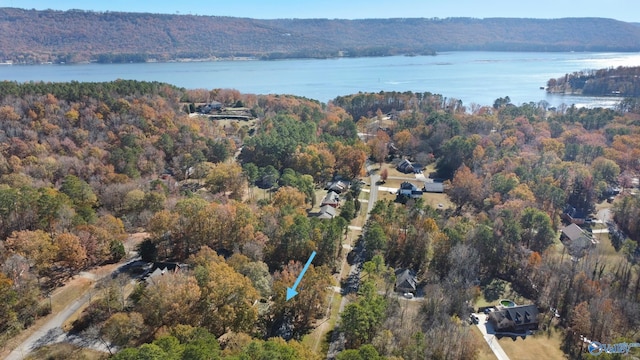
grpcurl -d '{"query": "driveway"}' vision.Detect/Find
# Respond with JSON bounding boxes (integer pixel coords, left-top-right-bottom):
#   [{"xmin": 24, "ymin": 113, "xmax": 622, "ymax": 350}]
[
  {"xmin": 597, "ymin": 208, "xmax": 612, "ymax": 223},
  {"xmin": 474, "ymin": 313, "xmax": 511, "ymax": 360},
  {"xmin": 5, "ymin": 292, "xmax": 97, "ymax": 360},
  {"xmin": 4, "ymin": 255, "xmax": 146, "ymax": 360}
]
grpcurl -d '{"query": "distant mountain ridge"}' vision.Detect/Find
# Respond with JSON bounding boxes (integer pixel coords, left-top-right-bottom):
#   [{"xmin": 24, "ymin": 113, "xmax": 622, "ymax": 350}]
[{"xmin": 2, "ymin": 8, "xmax": 640, "ymax": 64}]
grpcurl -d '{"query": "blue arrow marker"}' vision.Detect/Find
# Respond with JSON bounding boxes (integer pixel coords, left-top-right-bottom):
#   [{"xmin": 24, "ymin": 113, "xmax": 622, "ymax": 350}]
[{"xmin": 286, "ymin": 251, "xmax": 316, "ymax": 301}]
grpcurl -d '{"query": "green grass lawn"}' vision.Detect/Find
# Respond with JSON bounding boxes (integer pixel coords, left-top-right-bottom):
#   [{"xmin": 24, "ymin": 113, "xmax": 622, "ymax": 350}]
[
  {"xmin": 551, "ymin": 224, "xmax": 626, "ymax": 272},
  {"xmin": 498, "ymin": 326, "xmax": 566, "ymax": 360},
  {"xmin": 475, "ymin": 279, "xmax": 532, "ymax": 310}
]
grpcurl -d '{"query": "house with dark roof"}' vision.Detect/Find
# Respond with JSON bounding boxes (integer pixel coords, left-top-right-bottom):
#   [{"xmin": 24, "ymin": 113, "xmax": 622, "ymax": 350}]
[
  {"xmin": 488, "ymin": 304, "xmax": 539, "ymax": 333},
  {"xmin": 562, "ymin": 205, "xmax": 587, "ymax": 225},
  {"xmin": 144, "ymin": 262, "xmax": 186, "ymax": 283},
  {"xmin": 321, "ymin": 191, "xmax": 340, "ymax": 208},
  {"xmin": 395, "ymin": 268, "xmax": 417, "ymax": 294},
  {"xmin": 397, "ymin": 159, "xmax": 422, "ymax": 174}
]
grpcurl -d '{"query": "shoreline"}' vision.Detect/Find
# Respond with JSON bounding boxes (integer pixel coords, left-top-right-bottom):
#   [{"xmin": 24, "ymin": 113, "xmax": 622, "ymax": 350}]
[{"xmin": 3, "ymin": 52, "xmax": 439, "ymax": 66}]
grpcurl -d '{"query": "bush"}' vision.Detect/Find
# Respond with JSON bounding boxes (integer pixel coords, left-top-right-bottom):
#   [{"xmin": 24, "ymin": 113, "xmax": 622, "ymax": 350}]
[{"xmin": 110, "ymin": 240, "xmax": 126, "ymax": 263}]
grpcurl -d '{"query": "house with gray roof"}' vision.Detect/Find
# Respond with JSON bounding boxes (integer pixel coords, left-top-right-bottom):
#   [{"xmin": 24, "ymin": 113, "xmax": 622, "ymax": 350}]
[
  {"xmin": 321, "ymin": 191, "xmax": 340, "ymax": 208},
  {"xmin": 317, "ymin": 205, "xmax": 337, "ymax": 219},
  {"xmin": 395, "ymin": 268, "xmax": 417, "ymax": 294}
]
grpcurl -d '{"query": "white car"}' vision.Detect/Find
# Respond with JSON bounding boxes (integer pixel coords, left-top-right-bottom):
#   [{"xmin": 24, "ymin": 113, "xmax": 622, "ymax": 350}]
[{"xmin": 403, "ymin": 292, "xmax": 414, "ymax": 299}]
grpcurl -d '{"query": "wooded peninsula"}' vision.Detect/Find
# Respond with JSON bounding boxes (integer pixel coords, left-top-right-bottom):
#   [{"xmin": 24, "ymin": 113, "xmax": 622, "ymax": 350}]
[
  {"xmin": 547, "ymin": 66, "xmax": 640, "ymax": 97},
  {"xmin": 2, "ymin": 8, "xmax": 640, "ymax": 64}
]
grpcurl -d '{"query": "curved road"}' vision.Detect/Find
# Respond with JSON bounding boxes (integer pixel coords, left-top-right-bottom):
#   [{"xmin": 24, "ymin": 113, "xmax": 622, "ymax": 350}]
[
  {"xmin": 5, "ymin": 291, "xmax": 96, "ymax": 360},
  {"xmin": 4, "ymin": 260, "xmax": 140, "ymax": 360}
]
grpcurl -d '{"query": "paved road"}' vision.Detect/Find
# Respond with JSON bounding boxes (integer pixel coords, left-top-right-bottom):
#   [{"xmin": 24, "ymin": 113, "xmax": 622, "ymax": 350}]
[
  {"xmin": 5, "ymin": 291, "xmax": 96, "ymax": 360},
  {"xmin": 368, "ymin": 172, "xmax": 380, "ymax": 214},
  {"xmin": 474, "ymin": 313, "xmax": 511, "ymax": 360},
  {"xmin": 327, "ymin": 163, "xmax": 379, "ymax": 359},
  {"xmin": 4, "ymin": 258, "xmax": 144, "ymax": 360}
]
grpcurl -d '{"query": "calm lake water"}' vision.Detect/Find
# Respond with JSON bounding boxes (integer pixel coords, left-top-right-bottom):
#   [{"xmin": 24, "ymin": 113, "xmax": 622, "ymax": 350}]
[{"xmin": 2, "ymin": 51, "xmax": 640, "ymax": 108}]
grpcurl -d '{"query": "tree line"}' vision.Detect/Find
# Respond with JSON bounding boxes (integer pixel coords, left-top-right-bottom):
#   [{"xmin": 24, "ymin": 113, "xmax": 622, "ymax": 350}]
[{"xmin": 3, "ymin": 8, "xmax": 640, "ymax": 64}]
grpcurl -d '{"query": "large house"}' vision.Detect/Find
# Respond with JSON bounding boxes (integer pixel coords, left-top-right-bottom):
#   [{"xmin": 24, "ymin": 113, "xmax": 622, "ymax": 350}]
[
  {"xmin": 198, "ymin": 101, "xmax": 223, "ymax": 114},
  {"xmin": 561, "ymin": 223, "xmax": 596, "ymax": 258},
  {"xmin": 144, "ymin": 262, "xmax": 186, "ymax": 283},
  {"xmin": 561, "ymin": 223, "xmax": 594, "ymax": 244},
  {"xmin": 488, "ymin": 304, "xmax": 539, "ymax": 333},
  {"xmin": 397, "ymin": 182, "xmax": 423, "ymax": 199}
]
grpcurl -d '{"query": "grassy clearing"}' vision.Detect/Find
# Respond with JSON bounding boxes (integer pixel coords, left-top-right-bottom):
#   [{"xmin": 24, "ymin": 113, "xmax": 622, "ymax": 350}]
[
  {"xmin": 497, "ymin": 326, "xmax": 566, "ymax": 360},
  {"xmin": 302, "ymin": 291, "xmax": 343, "ymax": 355},
  {"xmin": 470, "ymin": 326, "xmax": 498, "ymax": 360},
  {"xmin": 592, "ymin": 233, "xmax": 620, "ymax": 263},
  {"xmin": 423, "ymin": 192, "xmax": 454, "ymax": 209}
]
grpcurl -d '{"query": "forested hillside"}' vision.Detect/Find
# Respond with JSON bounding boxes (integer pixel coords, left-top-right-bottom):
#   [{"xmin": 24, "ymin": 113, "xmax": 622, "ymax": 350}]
[
  {"xmin": 1, "ymin": 81, "xmax": 640, "ymax": 359},
  {"xmin": 2, "ymin": 8, "xmax": 640, "ymax": 64}
]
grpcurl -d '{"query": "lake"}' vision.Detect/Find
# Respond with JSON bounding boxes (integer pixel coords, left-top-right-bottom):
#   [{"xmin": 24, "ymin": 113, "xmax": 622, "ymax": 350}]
[{"xmin": 2, "ymin": 51, "xmax": 640, "ymax": 108}]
